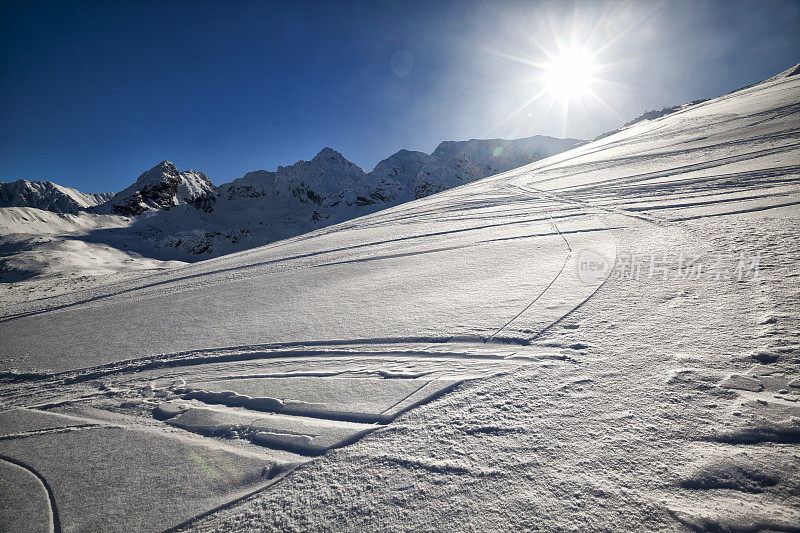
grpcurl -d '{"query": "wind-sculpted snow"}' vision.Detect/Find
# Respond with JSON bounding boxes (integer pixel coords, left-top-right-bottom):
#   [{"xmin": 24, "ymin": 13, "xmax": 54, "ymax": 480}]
[
  {"xmin": 1, "ymin": 64, "xmax": 800, "ymax": 530},
  {"xmin": 0, "ymin": 346, "xmax": 515, "ymax": 530},
  {"xmin": 0, "ymin": 409, "xmax": 285, "ymax": 531},
  {"xmin": 177, "ymin": 376, "xmax": 464, "ymax": 424}
]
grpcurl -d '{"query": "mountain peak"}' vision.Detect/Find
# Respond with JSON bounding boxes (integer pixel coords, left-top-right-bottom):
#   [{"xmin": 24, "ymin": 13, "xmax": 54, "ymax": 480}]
[
  {"xmin": 132, "ymin": 161, "xmax": 181, "ymax": 187},
  {"xmin": 304, "ymin": 148, "xmax": 366, "ymax": 177},
  {"xmin": 156, "ymin": 160, "xmax": 178, "ymax": 170},
  {"xmin": 106, "ymin": 161, "xmax": 213, "ymax": 216},
  {"xmin": 313, "ymin": 147, "xmax": 346, "ymax": 161}
]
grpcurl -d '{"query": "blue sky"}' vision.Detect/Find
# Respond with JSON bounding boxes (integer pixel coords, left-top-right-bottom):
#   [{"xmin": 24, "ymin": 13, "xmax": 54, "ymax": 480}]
[{"xmin": 1, "ymin": 0, "xmax": 798, "ymax": 192}]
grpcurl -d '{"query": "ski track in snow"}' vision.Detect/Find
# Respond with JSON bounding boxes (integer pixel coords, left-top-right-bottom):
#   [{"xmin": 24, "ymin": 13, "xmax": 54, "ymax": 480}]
[{"xmin": 1, "ymin": 66, "xmax": 800, "ymax": 531}]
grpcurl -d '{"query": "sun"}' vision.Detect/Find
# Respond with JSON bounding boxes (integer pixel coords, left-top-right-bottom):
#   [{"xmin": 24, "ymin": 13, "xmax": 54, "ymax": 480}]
[{"xmin": 542, "ymin": 49, "xmax": 597, "ymax": 102}]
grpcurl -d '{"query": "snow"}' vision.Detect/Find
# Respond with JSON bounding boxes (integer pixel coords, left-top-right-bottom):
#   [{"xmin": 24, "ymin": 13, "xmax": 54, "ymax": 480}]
[
  {"xmin": 0, "ymin": 179, "xmax": 111, "ymax": 214},
  {"xmin": 167, "ymin": 407, "xmax": 376, "ymax": 455},
  {"xmin": 0, "ymin": 136, "xmax": 580, "ymax": 284},
  {"xmin": 103, "ymin": 160, "xmax": 216, "ymax": 216},
  {"xmin": 0, "ymin": 420, "xmax": 284, "ymax": 531},
  {"xmin": 179, "ymin": 376, "xmax": 463, "ymax": 423},
  {"xmin": 0, "ymin": 206, "xmax": 129, "ymax": 235},
  {"xmin": 0, "ymin": 207, "xmax": 185, "ymax": 301},
  {"xmin": 0, "ymin": 408, "xmax": 91, "ymax": 436},
  {"xmin": 1, "ymin": 63, "xmax": 799, "ymax": 530},
  {"xmin": 0, "ymin": 460, "xmax": 54, "ymax": 533},
  {"xmin": 411, "ymin": 135, "xmax": 583, "ymax": 197},
  {"xmin": 128, "ymin": 135, "xmax": 581, "ymax": 260},
  {"xmin": 177, "ymin": 170, "xmax": 216, "ymax": 204}
]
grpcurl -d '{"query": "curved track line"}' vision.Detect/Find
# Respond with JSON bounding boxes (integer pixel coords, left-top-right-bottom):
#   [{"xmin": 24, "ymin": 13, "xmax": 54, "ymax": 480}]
[
  {"xmin": 485, "ymin": 188, "xmax": 574, "ymax": 341},
  {"xmin": 162, "ymin": 466, "xmax": 299, "ymax": 533},
  {"xmin": 527, "ymin": 261, "xmax": 615, "ymax": 343},
  {"xmin": 485, "ymin": 183, "xmax": 622, "ymax": 343},
  {"xmin": 0, "ymin": 456, "xmax": 61, "ymax": 533},
  {"xmin": 484, "ymin": 253, "xmax": 571, "ymax": 342},
  {"xmin": 518, "ymin": 184, "xmax": 666, "ymax": 226},
  {"xmin": 520, "ymin": 186, "xmax": 621, "ymax": 342}
]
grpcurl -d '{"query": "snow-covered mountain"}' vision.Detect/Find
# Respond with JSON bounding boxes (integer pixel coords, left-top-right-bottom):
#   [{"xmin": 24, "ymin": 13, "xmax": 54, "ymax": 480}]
[
  {"xmin": 213, "ymin": 135, "xmax": 581, "ymax": 208},
  {"xmin": 2, "ymin": 135, "xmax": 579, "ymax": 227},
  {"xmin": 0, "ymin": 179, "xmax": 112, "ymax": 214},
  {"xmin": 0, "ymin": 161, "xmax": 215, "ymax": 218},
  {"xmin": 92, "ymin": 135, "xmax": 583, "ymax": 259},
  {"xmin": 366, "ymin": 149, "xmax": 430, "ymax": 203},
  {"xmin": 410, "ymin": 135, "xmax": 582, "ymax": 197},
  {"xmin": 219, "ymin": 147, "xmax": 369, "ymax": 207},
  {"xmin": 102, "ymin": 160, "xmax": 215, "ymax": 216}
]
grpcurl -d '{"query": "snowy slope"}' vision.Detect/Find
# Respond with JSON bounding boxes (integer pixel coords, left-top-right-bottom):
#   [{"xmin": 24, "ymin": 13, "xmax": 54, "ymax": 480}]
[
  {"xmin": 9, "ymin": 60, "xmax": 800, "ymax": 365},
  {"xmin": 1, "ymin": 64, "xmax": 799, "ymax": 531},
  {"xmin": 0, "ymin": 179, "xmax": 112, "ymax": 214}
]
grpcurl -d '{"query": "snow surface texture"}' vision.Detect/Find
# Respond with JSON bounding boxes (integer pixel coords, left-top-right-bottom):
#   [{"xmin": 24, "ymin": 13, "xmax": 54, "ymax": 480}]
[{"xmin": 1, "ymin": 63, "xmax": 800, "ymax": 531}]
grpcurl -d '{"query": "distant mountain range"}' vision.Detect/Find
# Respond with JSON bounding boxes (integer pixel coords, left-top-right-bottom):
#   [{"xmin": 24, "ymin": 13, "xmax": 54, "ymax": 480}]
[
  {"xmin": 0, "ymin": 179, "xmax": 113, "ymax": 214},
  {"xmin": 0, "ymin": 135, "xmax": 582, "ymax": 260}
]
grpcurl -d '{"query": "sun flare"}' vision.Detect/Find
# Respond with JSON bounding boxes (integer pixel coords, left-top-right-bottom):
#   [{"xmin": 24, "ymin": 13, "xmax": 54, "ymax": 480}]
[{"xmin": 542, "ymin": 49, "xmax": 597, "ymax": 102}]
